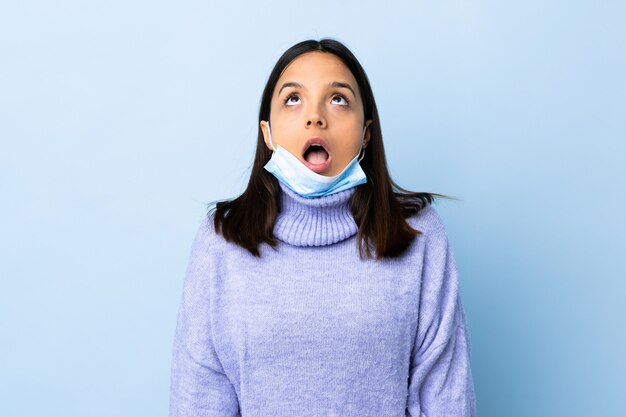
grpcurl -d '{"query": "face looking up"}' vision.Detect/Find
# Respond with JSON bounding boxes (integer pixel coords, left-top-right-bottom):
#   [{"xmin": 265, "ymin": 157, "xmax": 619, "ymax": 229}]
[{"xmin": 260, "ymin": 51, "xmax": 373, "ymax": 177}]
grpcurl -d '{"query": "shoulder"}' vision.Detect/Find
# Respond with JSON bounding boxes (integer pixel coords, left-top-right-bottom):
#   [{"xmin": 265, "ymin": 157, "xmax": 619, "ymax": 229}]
[
  {"xmin": 406, "ymin": 204, "xmax": 449, "ymax": 237},
  {"xmin": 189, "ymin": 212, "xmax": 222, "ymax": 252},
  {"xmin": 403, "ymin": 204, "xmax": 453, "ymax": 257}
]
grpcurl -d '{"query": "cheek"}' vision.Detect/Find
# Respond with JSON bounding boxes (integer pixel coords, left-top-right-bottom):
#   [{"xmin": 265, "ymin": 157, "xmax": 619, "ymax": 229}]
[
  {"xmin": 271, "ymin": 117, "xmax": 297, "ymax": 139},
  {"xmin": 273, "ymin": 125, "xmax": 303, "ymax": 156},
  {"xmin": 332, "ymin": 142, "xmax": 359, "ymax": 164},
  {"xmin": 337, "ymin": 125, "xmax": 364, "ymax": 146}
]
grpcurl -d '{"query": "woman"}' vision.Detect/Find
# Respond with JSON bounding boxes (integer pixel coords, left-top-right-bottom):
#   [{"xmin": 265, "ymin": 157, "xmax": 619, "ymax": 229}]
[{"xmin": 169, "ymin": 38, "xmax": 476, "ymax": 417}]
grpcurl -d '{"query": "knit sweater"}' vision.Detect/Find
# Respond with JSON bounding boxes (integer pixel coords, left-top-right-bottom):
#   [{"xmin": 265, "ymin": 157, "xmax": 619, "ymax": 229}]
[{"xmin": 169, "ymin": 181, "xmax": 477, "ymax": 417}]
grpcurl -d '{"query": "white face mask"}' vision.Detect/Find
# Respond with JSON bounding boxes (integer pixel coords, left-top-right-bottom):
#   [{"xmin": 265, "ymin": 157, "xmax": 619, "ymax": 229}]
[{"xmin": 263, "ymin": 122, "xmax": 368, "ymax": 198}]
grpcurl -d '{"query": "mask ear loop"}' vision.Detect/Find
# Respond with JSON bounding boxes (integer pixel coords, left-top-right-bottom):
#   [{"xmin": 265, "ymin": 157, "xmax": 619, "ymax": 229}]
[
  {"xmin": 266, "ymin": 122, "xmax": 276, "ymax": 151},
  {"xmin": 357, "ymin": 124, "xmax": 367, "ymax": 162}
]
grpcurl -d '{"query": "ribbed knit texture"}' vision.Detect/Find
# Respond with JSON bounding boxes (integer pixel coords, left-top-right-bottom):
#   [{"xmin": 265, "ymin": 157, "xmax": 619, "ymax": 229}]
[
  {"xmin": 169, "ymin": 184, "xmax": 477, "ymax": 417},
  {"xmin": 274, "ymin": 181, "xmax": 358, "ymax": 246}
]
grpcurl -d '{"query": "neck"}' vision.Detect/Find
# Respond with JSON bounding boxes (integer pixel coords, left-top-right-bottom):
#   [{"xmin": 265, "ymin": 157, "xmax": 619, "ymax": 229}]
[{"xmin": 273, "ymin": 181, "xmax": 358, "ymax": 247}]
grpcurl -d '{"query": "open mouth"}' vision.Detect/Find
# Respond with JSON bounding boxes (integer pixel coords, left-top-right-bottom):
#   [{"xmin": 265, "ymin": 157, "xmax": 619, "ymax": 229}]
[
  {"xmin": 303, "ymin": 144, "xmax": 330, "ymax": 164},
  {"xmin": 302, "ymin": 140, "xmax": 332, "ymax": 174}
]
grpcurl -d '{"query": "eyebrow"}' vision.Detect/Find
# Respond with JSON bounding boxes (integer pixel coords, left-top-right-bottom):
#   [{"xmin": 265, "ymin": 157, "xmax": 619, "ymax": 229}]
[{"xmin": 277, "ymin": 81, "xmax": 356, "ymax": 98}]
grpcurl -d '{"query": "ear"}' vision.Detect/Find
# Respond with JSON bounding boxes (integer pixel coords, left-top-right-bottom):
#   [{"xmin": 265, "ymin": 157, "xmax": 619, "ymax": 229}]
[
  {"xmin": 363, "ymin": 119, "xmax": 373, "ymax": 148},
  {"xmin": 260, "ymin": 120, "xmax": 273, "ymax": 151}
]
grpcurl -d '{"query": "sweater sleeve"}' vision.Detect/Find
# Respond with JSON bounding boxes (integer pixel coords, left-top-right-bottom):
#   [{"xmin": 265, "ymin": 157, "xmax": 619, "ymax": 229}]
[
  {"xmin": 169, "ymin": 217, "xmax": 240, "ymax": 417},
  {"xmin": 406, "ymin": 225, "xmax": 476, "ymax": 417}
]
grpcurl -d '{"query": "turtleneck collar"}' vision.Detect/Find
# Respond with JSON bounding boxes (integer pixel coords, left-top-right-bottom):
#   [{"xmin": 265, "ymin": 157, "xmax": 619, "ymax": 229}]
[{"xmin": 273, "ymin": 181, "xmax": 359, "ymax": 247}]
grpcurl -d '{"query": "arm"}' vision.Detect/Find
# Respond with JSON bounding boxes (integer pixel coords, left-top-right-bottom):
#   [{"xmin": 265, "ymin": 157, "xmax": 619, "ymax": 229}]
[
  {"xmin": 169, "ymin": 218, "xmax": 240, "ymax": 417},
  {"xmin": 406, "ymin": 226, "xmax": 476, "ymax": 417}
]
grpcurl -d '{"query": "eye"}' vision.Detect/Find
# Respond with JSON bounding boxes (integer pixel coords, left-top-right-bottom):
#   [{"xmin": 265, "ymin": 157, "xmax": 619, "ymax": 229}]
[
  {"xmin": 332, "ymin": 94, "xmax": 350, "ymax": 106},
  {"xmin": 283, "ymin": 92, "xmax": 350, "ymax": 106},
  {"xmin": 284, "ymin": 93, "xmax": 300, "ymax": 106}
]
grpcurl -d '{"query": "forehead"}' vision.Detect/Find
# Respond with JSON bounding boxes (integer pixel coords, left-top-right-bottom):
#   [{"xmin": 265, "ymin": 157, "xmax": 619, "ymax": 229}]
[{"xmin": 276, "ymin": 52, "xmax": 357, "ymax": 93}]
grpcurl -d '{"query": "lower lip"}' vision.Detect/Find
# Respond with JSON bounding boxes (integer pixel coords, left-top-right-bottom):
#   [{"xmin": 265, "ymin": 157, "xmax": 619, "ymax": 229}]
[{"xmin": 303, "ymin": 155, "xmax": 332, "ymax": 174}]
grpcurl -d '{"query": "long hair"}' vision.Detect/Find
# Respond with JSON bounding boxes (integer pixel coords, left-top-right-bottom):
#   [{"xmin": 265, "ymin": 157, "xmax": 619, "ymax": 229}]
[{"xmin": 208, "ymin": 38, "xmax": 455, "ymax": 260}]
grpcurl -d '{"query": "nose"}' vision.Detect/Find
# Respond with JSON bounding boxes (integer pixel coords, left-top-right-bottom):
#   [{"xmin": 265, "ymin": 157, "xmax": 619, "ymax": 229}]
[
  {"xmin": 307, "ymin": 119, "xmax": 324, "ymax": 127},
  {"xmin": 306, "ymin": 104, "xmax": 326, "ymax": 128}
]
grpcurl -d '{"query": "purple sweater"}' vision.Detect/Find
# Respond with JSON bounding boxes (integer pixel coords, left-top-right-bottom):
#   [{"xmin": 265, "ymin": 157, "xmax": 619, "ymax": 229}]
[{"xmin": 169, "ymin": 181, "xmax": 477, "ymax": 416}]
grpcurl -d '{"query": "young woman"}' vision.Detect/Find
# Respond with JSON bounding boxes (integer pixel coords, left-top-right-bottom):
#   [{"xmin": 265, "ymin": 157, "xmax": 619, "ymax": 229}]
[{"xmin": 169, "ymin": 38, "xmax": 476, "ymax": 417}]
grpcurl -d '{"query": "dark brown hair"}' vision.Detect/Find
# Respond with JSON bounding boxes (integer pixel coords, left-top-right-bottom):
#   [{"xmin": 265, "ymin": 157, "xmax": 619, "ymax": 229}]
[{"xmin": 208, "ymin": 38, "xmax": 454, "ymax": 260}]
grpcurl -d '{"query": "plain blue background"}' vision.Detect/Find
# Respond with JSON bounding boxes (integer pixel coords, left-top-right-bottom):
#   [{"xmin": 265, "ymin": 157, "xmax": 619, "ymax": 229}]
[{"xmin": 1, "ymin": 1, "xmax": 624, "ymax": 416}]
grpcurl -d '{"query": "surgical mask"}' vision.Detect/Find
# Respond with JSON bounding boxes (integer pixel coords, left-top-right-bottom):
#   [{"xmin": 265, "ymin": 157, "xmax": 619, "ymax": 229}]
[{"xmin": 263, "ymin": 122, "xmax": 368, "ymax": 198}]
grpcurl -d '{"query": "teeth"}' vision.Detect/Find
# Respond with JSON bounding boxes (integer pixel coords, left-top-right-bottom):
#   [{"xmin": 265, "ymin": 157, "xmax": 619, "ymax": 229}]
[{"xmin": 305, "ymin": 143, "xmax": 327, "ymax": 154}]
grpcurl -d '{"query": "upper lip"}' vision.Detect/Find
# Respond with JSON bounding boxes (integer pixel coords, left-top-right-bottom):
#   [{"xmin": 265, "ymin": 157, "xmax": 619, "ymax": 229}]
[{"xmin": 301, "ymin": 136, "xmax": 331, "ymax": 157}]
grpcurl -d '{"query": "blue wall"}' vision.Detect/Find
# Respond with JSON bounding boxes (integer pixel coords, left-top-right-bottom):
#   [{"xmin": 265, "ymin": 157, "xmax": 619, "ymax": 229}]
[{"xmin": 1, "ymin": 1, "xmax": 624, "ymax": 416}]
